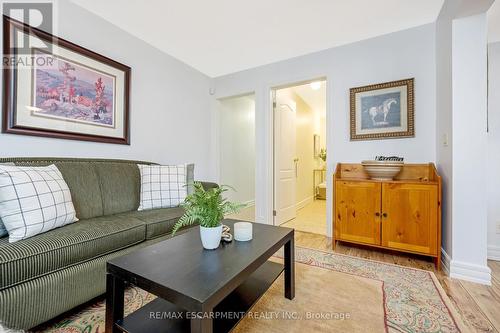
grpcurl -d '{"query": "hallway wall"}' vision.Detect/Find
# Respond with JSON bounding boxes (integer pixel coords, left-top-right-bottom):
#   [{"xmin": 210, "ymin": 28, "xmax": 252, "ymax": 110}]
[
  {"xmin": 217, "ymin": 95, "xmax": 256, "ymax": 204},
  {"xmin": 487, "ymin": 41, "xmax": 500, "ymax": 260}
]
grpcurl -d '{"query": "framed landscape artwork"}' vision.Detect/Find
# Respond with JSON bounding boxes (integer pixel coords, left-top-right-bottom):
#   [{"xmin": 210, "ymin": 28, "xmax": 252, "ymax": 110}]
[
  {"xmin": 350, "ymin": 78, "xmax": 414, "ymax": 141},
  {"xmin": 2, "ymin": 16, "xmax": 131, "ymax": 144}
]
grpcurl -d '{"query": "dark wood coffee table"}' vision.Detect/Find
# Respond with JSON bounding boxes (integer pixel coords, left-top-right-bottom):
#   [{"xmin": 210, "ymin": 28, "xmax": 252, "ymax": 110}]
[{"xmin": 105, "ymin": 219, "xmax": 294, "ymax": 333}]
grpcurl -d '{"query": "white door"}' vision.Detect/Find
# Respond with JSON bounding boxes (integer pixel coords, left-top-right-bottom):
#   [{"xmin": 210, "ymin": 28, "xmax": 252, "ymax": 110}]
[{"xmin": 274, "ymin": 92, "xmax": 297, "ymax": 225}]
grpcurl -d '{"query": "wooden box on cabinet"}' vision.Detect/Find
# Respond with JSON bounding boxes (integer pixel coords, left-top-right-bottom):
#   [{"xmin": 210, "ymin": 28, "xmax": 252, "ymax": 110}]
[{"xmin": 333, "ymin": 163, "xmax": 442, "ymax": 269}]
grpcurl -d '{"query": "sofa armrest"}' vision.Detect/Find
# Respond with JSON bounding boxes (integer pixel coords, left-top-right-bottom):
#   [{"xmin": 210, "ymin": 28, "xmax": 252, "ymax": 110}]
[{"xmin": 199, "ymin": 181, "xmax": 218, "ymax": 191}]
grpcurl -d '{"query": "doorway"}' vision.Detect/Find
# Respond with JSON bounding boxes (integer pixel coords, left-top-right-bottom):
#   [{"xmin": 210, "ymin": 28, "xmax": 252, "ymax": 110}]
[
  {"xmin": 273, "ymin": 80, "xmax": 327, "ymax": 235},
  {"xmin": 217, "ymin": 93, "xmax": 256, "ymax": 221}
]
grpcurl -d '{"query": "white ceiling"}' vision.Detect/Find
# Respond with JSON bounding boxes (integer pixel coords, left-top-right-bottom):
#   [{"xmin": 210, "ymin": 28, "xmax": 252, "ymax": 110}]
[
  {"xmin": 291, "ymin": 81, "xmax": 326, "ymax": 118},
  {"xmin": 489, "ymin": 1, "xmax": 500, "ymax": 43},
  {"xmin": 71, "ymin": 0, "xmax": 444, "ymax": 77}
]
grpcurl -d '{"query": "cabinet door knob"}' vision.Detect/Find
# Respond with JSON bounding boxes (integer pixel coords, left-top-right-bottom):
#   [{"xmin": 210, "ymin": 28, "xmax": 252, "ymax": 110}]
[
  {"xmin": 382, "ymin": 213, "xmax": 388, "ymax": 218},
  {"xmin": 375, "ymin": 212, "xmax": 380, "ymax": 217}
]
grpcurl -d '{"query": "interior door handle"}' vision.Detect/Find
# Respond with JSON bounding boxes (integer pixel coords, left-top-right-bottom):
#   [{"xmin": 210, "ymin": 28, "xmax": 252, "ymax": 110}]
[{"xmin": 294, "ymin": 158, "xmax": 299, "ymax": 177}]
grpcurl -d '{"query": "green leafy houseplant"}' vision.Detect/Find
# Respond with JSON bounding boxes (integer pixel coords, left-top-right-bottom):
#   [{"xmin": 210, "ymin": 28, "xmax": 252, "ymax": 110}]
[
  {"xmin": 171, "ymin": 182, "xmax": 244, "ymax": 236},
  {"xmin": 319, "ymin": 148, "xmax": 327, "ymax": 162}
]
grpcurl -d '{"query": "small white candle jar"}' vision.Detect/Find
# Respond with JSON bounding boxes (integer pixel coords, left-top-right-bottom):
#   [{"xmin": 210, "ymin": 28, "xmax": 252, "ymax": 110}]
[{"xmin": 234, "ymin": 222, "xmax": 253, "ymax": 241}]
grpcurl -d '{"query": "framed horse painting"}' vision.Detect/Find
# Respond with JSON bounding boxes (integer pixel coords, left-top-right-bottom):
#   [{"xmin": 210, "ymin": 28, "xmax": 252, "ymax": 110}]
[{"xmin": 350, "ymin": 78, "xmax": 414, "ymax": 141}]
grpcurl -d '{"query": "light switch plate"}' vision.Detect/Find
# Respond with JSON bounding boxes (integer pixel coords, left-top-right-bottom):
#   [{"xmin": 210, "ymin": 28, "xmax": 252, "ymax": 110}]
[{"xmin": 443, "ymin": 133, "xmax": 449, "ymax": 147}]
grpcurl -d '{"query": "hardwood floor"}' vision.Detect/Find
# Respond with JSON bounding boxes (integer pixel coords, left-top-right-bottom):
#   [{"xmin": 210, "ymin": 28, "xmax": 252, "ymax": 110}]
[{"xmin": 294, "ymin": 230, "xmax": 500, "ymax": 332}]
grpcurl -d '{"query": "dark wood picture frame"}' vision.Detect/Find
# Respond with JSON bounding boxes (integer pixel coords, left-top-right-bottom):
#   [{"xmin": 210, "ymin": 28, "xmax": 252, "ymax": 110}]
[
  {"xmin": 2, "ymin": 16, "xmax": 131, "ymax": 144},
  {"xmin": 350, "ymin": 78, "xmax": 414, "ymax": 141}
]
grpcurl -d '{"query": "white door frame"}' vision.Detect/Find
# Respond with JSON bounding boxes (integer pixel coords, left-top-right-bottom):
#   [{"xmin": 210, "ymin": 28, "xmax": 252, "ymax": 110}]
[{"xmin": 268, "ymin": 76, "xmax": 331, "ymax": 235}]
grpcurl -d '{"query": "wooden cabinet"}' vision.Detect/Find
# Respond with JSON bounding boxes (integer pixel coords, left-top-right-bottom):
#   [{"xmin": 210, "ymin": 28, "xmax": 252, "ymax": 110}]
[
  {"xmin": 333, "ymin": 163, "xmax": 441, "ymax": 269},
  {"xmin": 381, "ymin": 183, "xmax": 439, "ymax": 256},
  {"xmin": 335, "ymin": 181, "xmax": 381, "ymax": 246}
]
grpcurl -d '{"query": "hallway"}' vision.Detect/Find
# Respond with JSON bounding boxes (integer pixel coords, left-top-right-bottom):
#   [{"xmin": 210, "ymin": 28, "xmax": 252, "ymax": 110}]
[{"xmin": 282, "ymin": 200, "xmax": 327, "ymax": 235}]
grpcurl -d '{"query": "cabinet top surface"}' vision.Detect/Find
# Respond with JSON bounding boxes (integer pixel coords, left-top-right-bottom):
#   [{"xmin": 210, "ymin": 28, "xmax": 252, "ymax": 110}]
[{"xmin": 334, "ymin": 163, "xmax": 440, "ymax": 184}]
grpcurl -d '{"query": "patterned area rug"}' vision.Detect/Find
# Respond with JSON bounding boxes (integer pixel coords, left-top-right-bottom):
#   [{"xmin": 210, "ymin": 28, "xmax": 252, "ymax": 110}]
[{"xmin": 34, "ymin": 246, "xmax": 465, "ymax": 333}]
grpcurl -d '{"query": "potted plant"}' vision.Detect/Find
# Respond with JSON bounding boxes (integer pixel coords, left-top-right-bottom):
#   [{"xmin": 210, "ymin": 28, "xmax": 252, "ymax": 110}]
[
  {"xmin": 171, "ymin": 182, "xmax": 244, "ymax": 250},
  {"xmin": 319, "ymin": 148, "xmax": 327, "ymax": 170}
]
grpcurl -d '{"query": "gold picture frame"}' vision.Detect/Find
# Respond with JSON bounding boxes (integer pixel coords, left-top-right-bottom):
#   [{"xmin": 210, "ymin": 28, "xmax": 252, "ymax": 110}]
[{"xmin": 350, "ymin": 78, "xmax": 414, "ymax": 141}]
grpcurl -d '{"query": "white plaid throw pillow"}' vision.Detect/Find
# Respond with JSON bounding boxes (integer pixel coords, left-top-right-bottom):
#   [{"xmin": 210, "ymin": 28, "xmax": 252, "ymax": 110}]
[
  {"xmin": 0, "ymin": 164, "xmax": 78, "ymax": 242},
  {"xmin": 0, "ymin": 218, "xmax": 6, "ymax": 238},
  {"xmin": 0, "ymin": 163, "xmax": 14, "ymax": 238},
  {"xmin": 138, "ymin": 164, "xmax": 188, "ymax": 211}
]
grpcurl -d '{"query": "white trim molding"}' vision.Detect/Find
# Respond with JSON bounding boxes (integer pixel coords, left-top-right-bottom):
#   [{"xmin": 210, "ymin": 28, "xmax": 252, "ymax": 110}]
[
  {"xmin": 296, "ymin": 196, "xmax": 313, "ymax": 211},
  {"xmin": 244, "ymin": 199, "xmax": 255, "ymax": 207},
  {"xmin": 441, "ymin": 248, "xmax": 451, "ymax": 276},
  {"xmin": 442, "ymin": 248, "xmax": 492, "ymax": 285},
  {"xmin": 449, "ymin": 260, "xmax": 492, "ymax": 285},
  {"xmin": 488, "ymin": 245, "xmax": 500, "ymax": 261}
]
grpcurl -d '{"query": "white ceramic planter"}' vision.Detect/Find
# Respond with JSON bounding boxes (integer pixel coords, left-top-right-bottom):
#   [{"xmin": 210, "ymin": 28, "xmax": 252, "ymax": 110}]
[{"xmin": 199, "ymin": 225, "xmax": 222, "ymax": 250}]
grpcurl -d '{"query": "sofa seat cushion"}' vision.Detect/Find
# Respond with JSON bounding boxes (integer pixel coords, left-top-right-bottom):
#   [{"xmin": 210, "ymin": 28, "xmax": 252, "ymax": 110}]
[
  {"xmin": 0, "ymin": 215, "xmax": 146, "ymax": 290},
  {"xmin": 125, "ymin": 207, "xmax": 184, "ymax": 239}
]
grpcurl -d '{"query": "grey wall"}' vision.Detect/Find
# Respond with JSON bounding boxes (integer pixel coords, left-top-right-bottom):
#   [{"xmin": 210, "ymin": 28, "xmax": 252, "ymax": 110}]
[
  {"xmin": 213, "ymin": 23, "xmax": 437, "ymax": 227},
  {"xmin": 214, "ymin": 23, "xmax": 437, "ymax": 164},
  {"xmin": 488, "ymin": 41, "xmax": 500, "ymax": 259},
  {"xmin": 0, "ymin": 1, "xmax": 213, "ymax": 179},
  {"xmin": 436, "ymin": 4, "xmax": 454, "ymax": 258},
  {"xmin": 217, "ymin": 95, "xmax": 256, "ymax": 204},
  {"xmin": 451, "ymin": 13, "xmax": 489, "ymax": 275}
]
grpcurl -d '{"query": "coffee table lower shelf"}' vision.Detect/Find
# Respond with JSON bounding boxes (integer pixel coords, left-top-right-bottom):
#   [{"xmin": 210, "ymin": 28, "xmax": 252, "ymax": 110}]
[{"xmin": 115, "ymin": 260, "xmax": 284, "ymax": 333}]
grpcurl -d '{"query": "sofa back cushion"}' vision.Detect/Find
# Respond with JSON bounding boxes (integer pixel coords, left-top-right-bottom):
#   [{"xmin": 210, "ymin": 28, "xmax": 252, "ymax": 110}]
[
  {"xmin": 3, "ymin": 160, "xmax": 104, "ymax": 220},
  {"xmin": 0, "ymin": 158, "xmax": 156, "ymax": 220},
  {"xmin": 54, "ymin": 162, "xmax": 103, "ymax": 219},
  {"xmin": 94, "ymin": 162, "xmax": 142, "ymax": 215}
]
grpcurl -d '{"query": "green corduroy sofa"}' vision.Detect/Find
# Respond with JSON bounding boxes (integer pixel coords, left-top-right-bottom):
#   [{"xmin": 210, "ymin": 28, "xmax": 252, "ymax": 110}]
[{"xmin": 0, "ymin": 157, "xmax": 216, "ymax": 330}]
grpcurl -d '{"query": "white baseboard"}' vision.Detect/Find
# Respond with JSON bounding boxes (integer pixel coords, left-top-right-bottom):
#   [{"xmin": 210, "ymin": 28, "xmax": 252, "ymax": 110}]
[
  {"xmin": 243, "ymin": 199, "xmax": 255, "ymax": 207},
  {"xmin": 296, "ymin": 196, "xmax": 313, "ymax": 211},
  {"xmin": 450, "ymin": 260, "xmax": 492, "ymax": 285},
  {"xmin": 487, "ymin": 245, "xmax": 500, "ymax": 261},
  {"xmin": 441, "ymin": 248, "xmax": 451, "ymax": 276},
  {"xmin": 441, "ymin": 248, "xmax": 491, "ymax": 285}
]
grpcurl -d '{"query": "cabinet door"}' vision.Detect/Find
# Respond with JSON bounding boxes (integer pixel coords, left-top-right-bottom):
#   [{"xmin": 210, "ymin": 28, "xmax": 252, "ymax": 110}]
[
  {"xmin": 335, "ymin": 181, "xmax": 381, "ymax": 245},
  {"xmin": 381, "ymin": 183, "xmax": 438, "ymax": 255}
]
